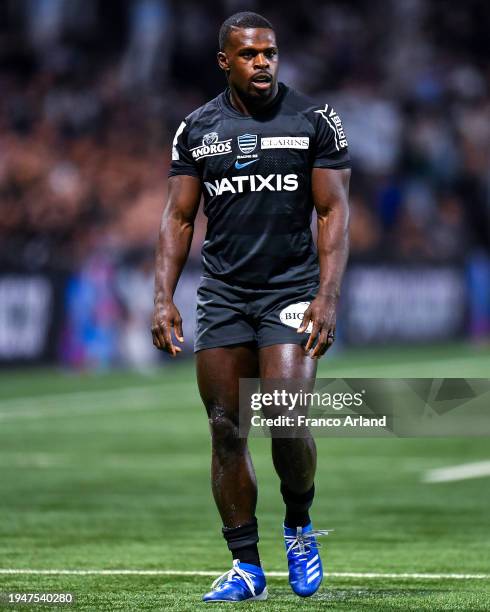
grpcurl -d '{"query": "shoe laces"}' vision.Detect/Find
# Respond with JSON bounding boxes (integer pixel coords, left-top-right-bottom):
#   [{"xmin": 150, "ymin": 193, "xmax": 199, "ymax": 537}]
[
  {"xmin": 211, "ymin": 559, "xmax": 257, "ymax": 596},
  {"xmin": 285, "ymin": 526, "xmax": 333, "ymax": 556}
]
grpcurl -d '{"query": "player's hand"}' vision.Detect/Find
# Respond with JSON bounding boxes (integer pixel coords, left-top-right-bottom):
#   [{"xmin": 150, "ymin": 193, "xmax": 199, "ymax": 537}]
[
  {"xmin": 151, "ymin": 300, "xmax": 184, "ymax": 357},
  {"xmin": 297, "ymin": 295, "xmax": 337, "ymax": 359}
]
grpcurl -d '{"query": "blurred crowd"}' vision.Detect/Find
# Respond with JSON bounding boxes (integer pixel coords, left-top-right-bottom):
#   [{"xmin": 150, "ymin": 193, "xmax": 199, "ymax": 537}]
[{"xmin": 0, "ymin": 0, "xmax": 489, "ymax": 272}]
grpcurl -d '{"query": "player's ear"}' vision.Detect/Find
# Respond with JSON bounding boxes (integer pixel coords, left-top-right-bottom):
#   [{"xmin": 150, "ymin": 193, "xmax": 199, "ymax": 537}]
[{"xmin": 217, "ymin": 51, "xmax": 230, "ymax": 73}]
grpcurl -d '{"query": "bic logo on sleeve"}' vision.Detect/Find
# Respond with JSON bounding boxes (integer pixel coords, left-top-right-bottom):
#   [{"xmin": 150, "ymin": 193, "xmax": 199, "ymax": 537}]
[{"xmin": 279, "ymin": 302, "xmax": 313, "ymax": 333}]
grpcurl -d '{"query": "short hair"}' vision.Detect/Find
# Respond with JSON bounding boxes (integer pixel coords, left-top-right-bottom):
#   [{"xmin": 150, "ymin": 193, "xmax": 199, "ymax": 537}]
[{"xmin": 219, "ymin": 12, "xmax": 274, "ymax": 51}]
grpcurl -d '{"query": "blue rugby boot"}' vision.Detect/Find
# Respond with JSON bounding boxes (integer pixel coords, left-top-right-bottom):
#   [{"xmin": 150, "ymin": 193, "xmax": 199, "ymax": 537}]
[
  {"xmin": 202, "ymin": 559, "xmax": 268, "ymax": 602},
  {"xmin": 284, "ymin": 523, "xmax": 332, "ymax": 597}
]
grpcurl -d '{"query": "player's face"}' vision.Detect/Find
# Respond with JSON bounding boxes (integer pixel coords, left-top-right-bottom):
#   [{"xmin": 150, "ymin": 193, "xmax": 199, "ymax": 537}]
[{"xmin": 218, "ymin": 28, "xmax": 279, "ymax": 101}]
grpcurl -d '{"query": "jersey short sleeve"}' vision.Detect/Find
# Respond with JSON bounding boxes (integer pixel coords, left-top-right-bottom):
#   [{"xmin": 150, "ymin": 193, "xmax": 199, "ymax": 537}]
[
  {"xmin": 312, "ymin": 104, "xmax": 351, "ymax": 169},
  {"xmin": 168, "ymin": 120, "xmax": 200, "ymax": 178}
]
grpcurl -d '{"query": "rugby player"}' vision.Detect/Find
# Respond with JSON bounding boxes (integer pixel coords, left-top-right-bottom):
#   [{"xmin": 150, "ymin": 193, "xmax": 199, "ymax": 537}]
[{"xmin": 152, "ymin": 11, "xmax": 351, "ymax": 602}]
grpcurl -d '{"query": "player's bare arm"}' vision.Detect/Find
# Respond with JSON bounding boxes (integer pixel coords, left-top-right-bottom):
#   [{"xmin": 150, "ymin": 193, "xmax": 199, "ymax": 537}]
[
  {"xmin": 152, "ymin": 174, "xmax": 201, "ymax": 356},
  {"xmin": 299, "ymin": 167, "xmax": 351, "ymax": 359}
]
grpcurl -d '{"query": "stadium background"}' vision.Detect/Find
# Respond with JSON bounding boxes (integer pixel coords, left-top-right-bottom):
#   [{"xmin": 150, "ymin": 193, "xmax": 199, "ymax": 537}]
[
  {"xmin": 0, "ymin": 0, "xmax": 489, "ymax": 366},
  {"xmin": 0, "ymin": 1, "xmax": 489, "ymax": 610}
]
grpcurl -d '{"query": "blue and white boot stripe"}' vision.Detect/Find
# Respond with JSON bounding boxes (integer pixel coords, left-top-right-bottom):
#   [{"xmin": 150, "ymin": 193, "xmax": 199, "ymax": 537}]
[
  {"xmin": 202, "ymin": 559, "xmax": 267, "ymax": 602},
  {"xmin": 306, "ymin": 553, "xmax": 321, "ymax": 584},
  {"xmin": 284, "ymin": 524, "xmax": 332, "ymax": 597}
]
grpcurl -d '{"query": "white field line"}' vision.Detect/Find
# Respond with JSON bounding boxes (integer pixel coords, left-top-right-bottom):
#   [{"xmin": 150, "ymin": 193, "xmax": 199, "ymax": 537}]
[
  {"xmin": 0, "ymin": 350, "xmax": 486, "ymax": 406},
  {"xmin": 1, "ymin": 351, "xmax": 486, "ymax": 409},
  {"xmin": 423, "ymin": 461, "xmax": 490, "ymax": 483},
  {"xmin": 0, "ymin": 384, "xmax": 188, "ymax": 409},
  {"xmin": 0, "ymin": 384, "xmax": 411, "ymax": 422},
  {"xmin": 0, "ymin": 352, "xmax": 487, "ymax": 420},
  {"xmin": 0, "ymin": 383, "xmax": 197, "ymax": 421},
  {"xmin": 0, "ymin": 568, "xmax": 488, "ymax": 580},
  {"xmin": 328, "ymin": 359, "xmax": 488, "ymax": 377}
]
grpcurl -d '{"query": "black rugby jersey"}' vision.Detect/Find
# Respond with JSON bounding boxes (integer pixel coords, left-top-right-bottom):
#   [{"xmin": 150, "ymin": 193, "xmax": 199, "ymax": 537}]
[{"xmin": 169, "ymin": 83, "xmax": 350, "ymax": 286}]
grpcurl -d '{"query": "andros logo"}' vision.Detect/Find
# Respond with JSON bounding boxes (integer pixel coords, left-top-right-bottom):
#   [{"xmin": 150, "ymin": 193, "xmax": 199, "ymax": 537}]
[
  {"xmin": 203, "ymin": 132, "xmax": 219, "ymax": 146},
  {"xmin": 191, "ymin": 135, "xmax": 232, "ymax": 160},
  {"xmin": 279, "ymin": 302, "xmax": 313, "ymax": 333}
]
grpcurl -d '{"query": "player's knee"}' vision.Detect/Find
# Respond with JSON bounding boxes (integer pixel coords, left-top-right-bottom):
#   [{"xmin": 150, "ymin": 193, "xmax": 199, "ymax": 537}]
[{"xmin": 207, "ymin": 403, "xmax": 242, "ymax": 453}]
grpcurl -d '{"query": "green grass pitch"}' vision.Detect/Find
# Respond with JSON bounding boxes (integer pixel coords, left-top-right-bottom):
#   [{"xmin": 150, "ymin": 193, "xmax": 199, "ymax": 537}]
[{"xmin": 0, "ymin": 343, "xmax": 489, "ymax": 610}]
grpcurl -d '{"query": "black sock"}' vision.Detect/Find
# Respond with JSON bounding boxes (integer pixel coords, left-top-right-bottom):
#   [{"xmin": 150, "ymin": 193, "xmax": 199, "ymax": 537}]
[
  {"xmin": 222, "ymin": 517, "xmax": 261, "ymax": 567},
  {"xmin": 281, "ymin": 483, "xmax": 315, "ymax": 528}
]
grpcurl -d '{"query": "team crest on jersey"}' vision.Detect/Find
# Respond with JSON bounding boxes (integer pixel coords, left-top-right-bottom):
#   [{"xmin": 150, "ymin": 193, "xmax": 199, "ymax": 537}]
[
  {"xmin": 314, "ymin": 104, "xmax": 348, "ymax": 150},
  {"xmin": 202, "ymin": 132, "xmax": 219, "ymax": 146},
  {"xmin": 238, "ymin": 134, "xmax": 258, "ymax": 154}
]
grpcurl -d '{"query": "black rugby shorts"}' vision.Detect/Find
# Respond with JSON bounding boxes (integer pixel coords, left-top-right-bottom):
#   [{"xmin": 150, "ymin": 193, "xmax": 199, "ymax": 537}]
[{"xmin": 194, "ymin": 276, "xmax": 319, "ymax": 352}]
